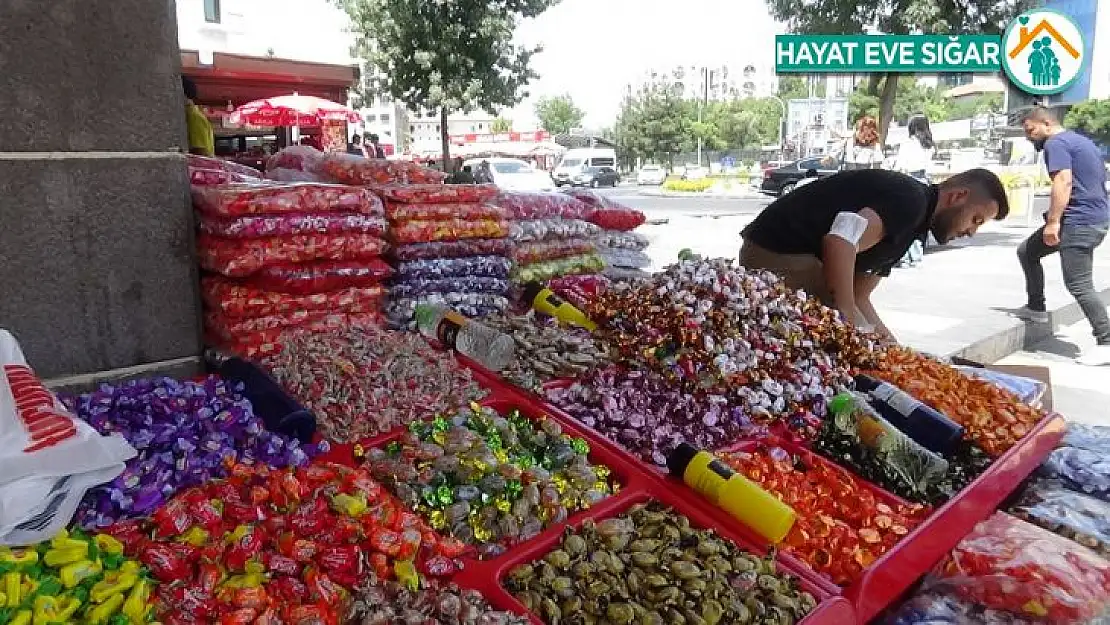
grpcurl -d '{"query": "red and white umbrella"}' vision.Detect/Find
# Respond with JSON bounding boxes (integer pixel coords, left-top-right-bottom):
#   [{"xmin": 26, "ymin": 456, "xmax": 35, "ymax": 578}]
[{"xmin": 228, "ymin": 94, "xmax": 361, "ymax": 127}]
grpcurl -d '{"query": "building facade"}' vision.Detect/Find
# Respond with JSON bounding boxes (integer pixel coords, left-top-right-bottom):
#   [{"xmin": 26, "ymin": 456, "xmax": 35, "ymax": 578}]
[
  {"xmin": 638, "ymin": 63, "xmax": 778, "ymax": 100},
  {"xmin": 408, "ymin": 110, "xmax": 501, "ymax": 155}
]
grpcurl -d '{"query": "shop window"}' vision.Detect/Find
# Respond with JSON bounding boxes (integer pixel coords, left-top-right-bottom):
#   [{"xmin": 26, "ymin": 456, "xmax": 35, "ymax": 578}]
[
  {"xmin": 365, "ymin": 114, "xmax": 377, "ymax": 122},
  {"xmin": 380, "ymin": 113, "xmax": 390, "ymax": 123},
  {"xmin": 204, "ymin": 0, "xmax": 221, "ymax": 23},
  {"xmin": 477, "ymin": 123, "xmax": 484, "ymax": 130}
]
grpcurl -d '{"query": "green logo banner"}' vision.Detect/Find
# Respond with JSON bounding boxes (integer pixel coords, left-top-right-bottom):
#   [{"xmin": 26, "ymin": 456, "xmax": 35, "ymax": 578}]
[{"xmin": 775, "ymin": 35, "xmax": 1003, "ymax": 73}]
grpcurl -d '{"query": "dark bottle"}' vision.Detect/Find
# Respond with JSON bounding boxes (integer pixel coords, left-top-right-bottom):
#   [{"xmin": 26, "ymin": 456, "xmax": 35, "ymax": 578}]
[{"xmin": 853, "ymin": 374, "xmax": 964, "ymax": 456}]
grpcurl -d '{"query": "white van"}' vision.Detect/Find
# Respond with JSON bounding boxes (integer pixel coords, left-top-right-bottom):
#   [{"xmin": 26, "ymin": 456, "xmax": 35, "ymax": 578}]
[{"xmin": 552, "ymin": 148, "xmax": 618, "ymax": 187}]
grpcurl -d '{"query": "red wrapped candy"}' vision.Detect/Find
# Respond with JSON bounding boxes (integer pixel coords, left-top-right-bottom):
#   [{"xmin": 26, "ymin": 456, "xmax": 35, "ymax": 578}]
[
  {"xmin": 199, "ymin": 213, "xmax": 387, "ymax": 239},
  {"xmin": 201, "ymin": 278, "xmax": 385, "ymax": 318},
  {"xmin": 197, "ymin": 233, "xmax": 388, "ymax": 277},
  {"xmin": 319, "ymin": 153, "xmax": 447, "ymax": 186},
  {"xmin": 385, "ymin": 201, "xmax": 506, "ymax": 221},
  {"xmin": 193, "ymin": 182, "xmax": 383, "ymax": 217},
  {"xmin": 372, "ymin": 183, "xmax": 498, "ymax": 204}
]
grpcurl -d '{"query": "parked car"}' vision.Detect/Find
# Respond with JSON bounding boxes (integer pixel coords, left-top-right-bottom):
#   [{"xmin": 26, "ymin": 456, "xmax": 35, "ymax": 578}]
[
  {"xmin": 760, "ymin": 155, "xmax": 840, "ymax": 195},
  {"xmin": 463, "ymin": 157, "xmax": 554, "ymax": 191},
  {"xmin": 680, "ymin": 165, "xmax": 708, "ymax": 180},
  {"xmin": 552, "ymin": 148, "xmax": 618, "ymax": 186},
  {"xmin": 637, "ymin": 164, "xmax": 667, "ymax": 185},
  {"xmin": 572, "ymin": 166, "xmax": 621, "ymax": 188}
]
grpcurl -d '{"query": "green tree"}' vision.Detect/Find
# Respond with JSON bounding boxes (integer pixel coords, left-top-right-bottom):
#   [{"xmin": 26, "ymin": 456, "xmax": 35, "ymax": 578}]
[
  {"xmin": 490, "ymin": 117, "xmax": 513, "ymax": 133},
  {"xmin": 947, "ymin": 92, "xmax": 1004, "ymax": 121},
  {"xmin": 533, "ymin": 94, "xmax": 586, "ymax": 135},
  {"xmin": 1065, "ymin": 98, "xmax": 1110, "ymax": 146},
  {"xmin": 614, "ymin": 87, "xmax": 691, "ymax": 166},
  {"xmin": 766, "ymin": 0, "xmax": 1034, "ymax": 142},
  {"xmin": 338, "ymin": 0, "xmax": 558, "ymax": 170},
  {"xmin": 777, "ymin": 75, "xmax": 825, "ymax": 101}
]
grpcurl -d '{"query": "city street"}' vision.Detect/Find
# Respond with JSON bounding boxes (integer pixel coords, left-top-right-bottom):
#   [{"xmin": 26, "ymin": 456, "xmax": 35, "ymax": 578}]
[{"xmin": 599, "ymin": 187, "xmax": 1110, "ymax": 424}]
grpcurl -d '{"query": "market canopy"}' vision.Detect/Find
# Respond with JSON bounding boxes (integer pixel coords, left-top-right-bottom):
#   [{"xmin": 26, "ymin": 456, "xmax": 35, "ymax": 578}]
[{"xmin": 228, "ymin": 94, "xmax": 361, "ymax": 127}]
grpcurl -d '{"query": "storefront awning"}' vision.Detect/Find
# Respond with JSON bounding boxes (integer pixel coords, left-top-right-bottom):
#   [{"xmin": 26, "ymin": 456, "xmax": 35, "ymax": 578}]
[{"xmin": 181, "ymin": 51, "xmax": 359, "ymax": 110}]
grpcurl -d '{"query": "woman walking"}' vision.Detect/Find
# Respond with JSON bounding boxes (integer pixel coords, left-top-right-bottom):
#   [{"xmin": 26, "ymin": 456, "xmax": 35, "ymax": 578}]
[
  {"xmin": 841, "ymin": 116, "xmax": 884, "ymax": 171},
  {"xmin": 893, "ymin": 115, "xmax": 937, "ymax": 267}
]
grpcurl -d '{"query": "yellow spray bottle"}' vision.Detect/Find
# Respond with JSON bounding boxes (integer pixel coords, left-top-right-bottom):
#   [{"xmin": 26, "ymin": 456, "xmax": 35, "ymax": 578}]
[
  {"xmin": 667, "ymin": 443, "xmax": 797, "ymax": 544},
  {"xmin": 521, "ymin": 282, "xmax": 596, "ymax": 331}
]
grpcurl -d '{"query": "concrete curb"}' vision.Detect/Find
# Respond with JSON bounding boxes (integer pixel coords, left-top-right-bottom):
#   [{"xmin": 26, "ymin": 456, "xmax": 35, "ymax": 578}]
[{"xmin": 949, "ymin": 288, "xmax": 1110, "ymax": 363}]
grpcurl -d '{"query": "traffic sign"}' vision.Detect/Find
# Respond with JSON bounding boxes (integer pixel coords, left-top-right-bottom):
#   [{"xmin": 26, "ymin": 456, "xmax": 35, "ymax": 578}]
[{"xmin": 721, "ymin": 156, "xmax": 735, "ymax": 167}]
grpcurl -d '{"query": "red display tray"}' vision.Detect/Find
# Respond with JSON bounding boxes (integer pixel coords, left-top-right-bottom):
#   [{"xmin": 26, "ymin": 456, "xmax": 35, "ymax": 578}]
[{"xmin": 455, "ymin": 487, "xmax": 856, "ymax": 625}]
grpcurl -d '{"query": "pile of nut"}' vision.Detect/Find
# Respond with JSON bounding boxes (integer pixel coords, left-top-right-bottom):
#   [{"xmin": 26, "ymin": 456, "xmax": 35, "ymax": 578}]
[
  {"xmin": 505, "ymin": 502, "xmax": 817, "ymax": 624},
  {"xmin": 482, "ymin": 312, "xmax": 611, "ymax": 390}
]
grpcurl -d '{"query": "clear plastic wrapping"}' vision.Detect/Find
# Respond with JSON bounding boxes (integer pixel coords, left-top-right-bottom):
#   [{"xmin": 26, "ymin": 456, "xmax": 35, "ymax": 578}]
[
  {"xmin": 212, "ymin": 313, "xmax": 381, "ymax": 360},
  {"xmin": 386, "ymin": 293, "xmax": 509, "ymax": 325},
  {"xmin": 1062, "ymin": 423, "xmax": 1110, "ymax": 456},
  {"xmin": 373, "ymin": 182, "xmax": 498, "ymax": 203},
  {"xmin": 510, "ymin": 253, "xmax": 605, "ymax": 283},
  {"xmin": 929, "ymin": 512, "xmax": 1110, "ymax": 623},
  {"xmin": 200, "ymin": 277, "xmax": 385, "ymax": 318},
  {"xmin": 595, "ymin": 230, "xmax": 650, "ymax": 250},
  {"xmin": 599, "ymin": 247, "xmax": 652, "ymax": 269},
  {"xmin": 1010, "ymin": 478, "xmax": 1110, "ymax": 556},
  {"xmin": 390, "ymin": 276, "xmax": 509, "ymax": 299},
  {"xmin": 1040, "ymin": 446, "xmax": 1110, "ymax": 501},
  {"xmin": 394, "ymin": 256, "xmax": 512, "ymax": 281},
  {"xmin": 318, "ymin": 152, "xmax": 447, "ymax": 185},
  {"xmin": 510, "ymin": 238, "xmax": 595, "ymax": 264},
  {"xmin": 187, "ymin": 154, "xmax": 262, "ymax": 179},
  {"xmin": 192, "ymin": 182, "xmax": 384, "ymax": 217},
  {"xmin": 390, "ymin": 238, "xmax": 513, "ymax": 261},
  {"xmin": 206, "ymin": 309, "xmax": 379, "ymax": 343},
  {"xmin": 248, "ymin": 259, "xmax": 394, "ymax": 294},
  {"xmin": 265, "ymin": 167, "xmax": 327, "ymax": 183},
  {"xmin": 884, "ymin": 589, "xmax": 1041, "ymax": 624},
  {"xmin": 196, "ymin": 233, "xmax": 388, "ymax": 277},
  {"xmin": 384, "ymin": 201, "xmax": 507, "ymax": 221},
  {"xmin": 390, "ymin": 217, "xmax": 510, "ymax": 244},
  {"xmin": 493, "ymin": 190, "xmax": 592, "ymax": 220},
  {"xmin": 509, "ymin": 218, "xmax": 601, "ymax": 243},
  {"xmin": 264, "ymin": 145, "xmax": 325, "ymax": 174},
  {"xmin": 198, "ymin": 213, "xmax": 387, "ymax": 239},
  {"xmin": 189, "ymin": 167, "xmax": 261, "ymax": 186},
  {"xmin": 955, "ymin": 366, "xmax": 1048, "ymax": 406},
  {"xmin": 586, "ymin": 206, "xmax": 647, "ymax": 231}
]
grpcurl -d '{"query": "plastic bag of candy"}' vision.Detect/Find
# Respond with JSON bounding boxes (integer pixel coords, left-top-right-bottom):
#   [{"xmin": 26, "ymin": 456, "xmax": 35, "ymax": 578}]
[
  {"xmin": 206, "ymin": 308, "xmax": 378, "ymax": 343},
  {"xmin": 954, "ymin": 366, "xmax": 1048, "ymax": 407},
  {"xmin": 199, "ymin": 212, "xmax": 387, "ymax": 239},
  {"xmin": 190, "ymin": 166, "xmax": 261, "ymax": 186},
  {"xmin": 387, "ymin": 293, "xmax": 509, "ymax": 326},
  {"xmin": 247, "ymin": 259, "xmax": 394, "ymax": 294},
  {"xmin": 390, "ymin": 217, "xmax": 510, "ymax": 244},
  {"xmin": 390, "ymin": 238, "xmax": 513, "ymax": 261},
  {"xmin": 561, "ymin": 187, "xmax": 613, "ymax": 209},
  {"xmin": 511, "ymin": 238, "xmax": 595, "ymax": 264},
  {"xmin": 201, "ymin": 277, "xmax": 385, "ymax": 318},
  {"xmin": 197, "ymin": 233, "xmax": 388, "ymax": 277},
  {"xmin": 884, "ymin": 588, "xmax": 1041, "ymax": 624},
  {"xmin": 493, "ymin": 190, "xmax": 592, "ymax": 220},
  {"xmin": 1062, "ymin": 423, "xmax": 1110, "ymax": 456},
  {"xmin": 187, "ymin": 153, "xmax": 261, "ymax": 179},
  {"xmin": 373, "ymin": 183, "xmax": 498, "ymax": 204},
  {"xmin": 390, "ymin": 276, "xmax": 509, "ymax": 299},
  {"xmin": 929, "ymin": 512, "xmax": 1110, "ymax": 623},
  {"xmin": 394, "ymin": 256, "xmax": 512, "ymax": 281},
  {"xmin": 595, "ymin": 229, "xmax": 650, "ymax": 250},
  {"xmin": 265, "ymin": 167, "xmax": 327, "ymax": 183},
  {"xmin": 319, "ymin": 152, "xmax": 447, "ymax": 185},
  {"xmin": 511, "ymin": 253, "xmax": 605, "ymax": 283},
  {"xmin": 549, "ymin": 274, "xmax": 610, "ymax": 308},
  {"xmin": 509, "ymin": 218, "xmax": 601, "ymax": 243},
  {"xmin": 1040, "ymin": 446, "xmax": 1110, "ymax": 501},
  {"xmin": 265, "ymin": 144, "xmax": 325, "ymax": 173},
  {"xmin": 599, "ymin": 247, "xmax": 652, "ymax": 269},
  {"xmin": 192, "ymin": 182, "xmax": 383, "ymax": 217},
  {"xmin": 1010, "ymin": 478, "xmax": 1110, "ymax": 557},
  {"xmin": 587, "ymin": 206, "xmax": 647, "ymax": 231},
  {"xmin": 213, "ymin": 313, "xmax": 381, "ymax": 360},
  {"xmin": 384, "ymin": 201, "xmax": 507, "ymax": 221}
]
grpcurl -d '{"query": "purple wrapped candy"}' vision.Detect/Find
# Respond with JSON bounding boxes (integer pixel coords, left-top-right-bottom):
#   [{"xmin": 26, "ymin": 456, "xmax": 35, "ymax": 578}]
[
  {"xmin": 59, "ymin": 375, "xmax": 323, "ymax": 529},
  {"xmin": 546, "ymin": 367, "xmax": 767, "ymax": 467},
  {"xmin": 390, "ymin": 238, "xmax": 513, "ymax": 261},
  {"xmin": 394, "ymin": 256, "xmax": 512, "ymax": 281},
  {"xmin": 390, "ymin": 277, "xmax": 509, "ymax": 299}
]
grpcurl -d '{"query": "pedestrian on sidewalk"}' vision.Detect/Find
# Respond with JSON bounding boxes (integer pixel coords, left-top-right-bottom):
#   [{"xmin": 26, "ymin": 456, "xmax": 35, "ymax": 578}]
[
  {"xmin": 1012, "ymin": 106, "xmax": 1110, "ymax": 366},
  {"xmin": 840, "ymin": 115, "xmax": 884, "ymax": 171},
  {"xmin": 893, "ymin": 115, "xmax": 937, "ymax": 269},
  {"xmin": 740, "ymin": 168, "xmax": 1008, "ymax": 341}
]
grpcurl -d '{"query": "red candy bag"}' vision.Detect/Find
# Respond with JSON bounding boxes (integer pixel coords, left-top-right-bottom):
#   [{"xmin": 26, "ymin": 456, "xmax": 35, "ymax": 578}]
[
  {"xmin": 198, "ymin": 212, "xmax": 387, "ymax": 239},
  {"xmin": 385, "ymin": 201, "xmax": 507, "ymax": 221},
  {"xmin": 202, "ymin": 278, "xmax": 386, "ymax": 318},
  {"xmin": 372, "ymin": 183, "xmax": 498, "ymax": 204},
  {"xmin": 197, "ymin": 233, "xmax": 388, "ymax": 277},
  {"xmin": 249, "ymin": 259, "xmax": 393, "ymax": 294}
]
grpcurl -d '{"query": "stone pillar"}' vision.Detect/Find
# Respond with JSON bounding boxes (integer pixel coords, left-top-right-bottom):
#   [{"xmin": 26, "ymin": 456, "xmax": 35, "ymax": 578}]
[{"xmin": 0, "ymin": 0, "xmax": 202, "ymax": 381}]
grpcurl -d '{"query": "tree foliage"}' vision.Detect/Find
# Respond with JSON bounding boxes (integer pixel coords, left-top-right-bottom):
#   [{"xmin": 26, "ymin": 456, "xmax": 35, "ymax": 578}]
[
  {"xmin": 1065, "ymin": 99, "xmax": 1110, "ymax": 146},
  {"xmin": 337, "ymin": 0, "xmax": 559, "ymax": 166},
  {"xmin": 765, "ymin": 0, "xmax": 1034, "ymax": 140},
  {"xmin": 533, "ymin": 94, "xmax": 586, "ymax": 135},
  {"xmin": 491, "ymin": 117, "xmax": 513, "ymax": 133}
]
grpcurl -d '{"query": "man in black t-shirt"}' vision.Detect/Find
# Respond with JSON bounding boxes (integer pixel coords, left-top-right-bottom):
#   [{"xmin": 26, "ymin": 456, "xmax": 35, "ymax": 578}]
[{"xmin": 741, "ymin": 168, "xmax": 1008, "ymax": 340}]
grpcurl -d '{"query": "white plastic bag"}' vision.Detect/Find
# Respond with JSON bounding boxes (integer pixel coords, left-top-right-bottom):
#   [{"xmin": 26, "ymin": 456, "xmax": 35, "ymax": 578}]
[{"xmin": 0, "ymin": 329, "xmax": 136, "ymax": 545}]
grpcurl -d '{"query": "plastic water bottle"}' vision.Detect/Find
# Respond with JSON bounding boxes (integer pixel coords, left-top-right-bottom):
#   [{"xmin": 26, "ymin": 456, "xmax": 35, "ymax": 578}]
[{"xmin": 414, "ymin": 304, "xmax": 516, "ymax": 372}]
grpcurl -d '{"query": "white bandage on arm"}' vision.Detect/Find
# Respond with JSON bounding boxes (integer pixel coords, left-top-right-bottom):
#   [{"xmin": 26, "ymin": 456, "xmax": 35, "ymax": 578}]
[{"xmin": 828, "ymin": 211, "xmax": 870, "ymax": 248}]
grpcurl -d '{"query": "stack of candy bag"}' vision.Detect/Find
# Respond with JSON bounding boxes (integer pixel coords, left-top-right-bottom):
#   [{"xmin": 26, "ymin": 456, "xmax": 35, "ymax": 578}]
[
  {"xmin": 381, "ymin": 183, "xmax": 512, "ymax": 324},
  {"xmin": 564, "ymin": 188, "xmax": 651, "ymax": 280},
  {"xmin": 193, "ymin": 168, "xmax": 391, "ymax": 358},
  {"xmin": 493, "ymin": 191, "xmax": 606, "ymax": 284},
  {"xmin": 187, "ymin": 154, "xmax": 263, "ymax": 186}
]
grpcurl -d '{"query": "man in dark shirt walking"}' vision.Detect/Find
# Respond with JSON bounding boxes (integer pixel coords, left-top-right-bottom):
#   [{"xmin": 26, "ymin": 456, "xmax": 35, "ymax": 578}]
[
  {"xmin": 1013, "ymin": 107, "xmax": 1110, "ymax": 365},
  {"xmin": 741, "ymin": 168, "xmax": 1008, "ymax": 340}
]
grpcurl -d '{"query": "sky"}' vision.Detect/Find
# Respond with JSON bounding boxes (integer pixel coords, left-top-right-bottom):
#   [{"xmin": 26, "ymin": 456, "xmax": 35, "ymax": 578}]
[{"xmin": 508, "ymin": 0, "xmax": 781, "ymax": 129}]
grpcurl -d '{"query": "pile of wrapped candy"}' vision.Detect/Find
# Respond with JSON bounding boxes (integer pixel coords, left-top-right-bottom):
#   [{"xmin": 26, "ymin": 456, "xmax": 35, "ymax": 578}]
[
  {"xmin": 563, "ymin": 189, "xmax": 651, "ymax": 280},
  {"xmin": 100, "ymin": 462, "xmax": 470, "ymax": 624},
  {"xmin": 59, "ymin": 376, "xmax": 321, "ymax": 529},
  {"xmin": 493, "ymin": 191, "xmax": 606, "ymax": 284},
  {"xmin": 193, "ymin": 172, "xmax": 391, "ymax": 358},
  {"xmin": 382, "ymin": 184, "xmax": 512, "ymax": 324}
]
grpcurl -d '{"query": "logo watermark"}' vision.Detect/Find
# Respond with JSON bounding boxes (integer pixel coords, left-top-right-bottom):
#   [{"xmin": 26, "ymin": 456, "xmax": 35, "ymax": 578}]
[{"xmin": 1000, "ymin": 9, "xmax": 1085, "ymax": 96}]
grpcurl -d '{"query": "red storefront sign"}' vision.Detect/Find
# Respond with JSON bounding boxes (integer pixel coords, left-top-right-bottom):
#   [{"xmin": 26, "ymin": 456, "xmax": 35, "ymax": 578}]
[{"xmin": 448, "ymin": 130, "xmax": 550, "ymax": 144}]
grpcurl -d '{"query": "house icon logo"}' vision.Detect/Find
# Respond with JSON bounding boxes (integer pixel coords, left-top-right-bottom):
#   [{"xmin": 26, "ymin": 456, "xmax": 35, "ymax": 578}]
[{"xmin": 1001, "ymin": 9, "xmax": 1085, "ymax": 96}]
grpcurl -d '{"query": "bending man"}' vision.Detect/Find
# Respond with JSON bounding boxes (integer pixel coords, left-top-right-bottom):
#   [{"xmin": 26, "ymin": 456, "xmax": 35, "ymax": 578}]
[{"xmin": 740, "ymin": 168, "xmax": 1008, "ymax": 339}]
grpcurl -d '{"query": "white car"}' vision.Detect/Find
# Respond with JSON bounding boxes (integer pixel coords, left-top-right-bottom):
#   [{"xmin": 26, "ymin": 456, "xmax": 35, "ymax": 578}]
[
  {"xmin": 681, "ymin": 165, "xmax": 708, "ymax": 180},
  {"xmin": 636, "ymin": 164, "xmax": 667, "ymax": 185},
  {"xmin": 464, "ymin": 157, "xmax": 554, "ymax": 191}
]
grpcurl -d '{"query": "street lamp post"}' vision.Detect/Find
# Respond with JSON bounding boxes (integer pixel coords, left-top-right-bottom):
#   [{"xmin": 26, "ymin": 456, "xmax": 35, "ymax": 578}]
[{"xmin": 768, "ymin": 94, "xmax": 786, "ymax": 161}]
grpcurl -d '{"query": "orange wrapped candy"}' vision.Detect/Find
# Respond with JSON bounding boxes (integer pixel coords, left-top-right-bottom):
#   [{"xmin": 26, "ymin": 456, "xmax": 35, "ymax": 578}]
[
  {"xmin": 862, "ymin": 347, "xmax": 1045, "ymax": 457},
  {"xmin": 201, "ymin": 277, "xmax": 385, "ymax": 318},
  {"xmin": 389, "ymin": 218, "xmax": 509, "ymax": 245}
]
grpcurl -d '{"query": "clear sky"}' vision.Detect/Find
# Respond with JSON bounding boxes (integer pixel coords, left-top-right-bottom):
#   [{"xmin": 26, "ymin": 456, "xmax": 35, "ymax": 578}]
[{"xmin": 507, "ymin": 0, "xmax": 781, "ymax": 129}]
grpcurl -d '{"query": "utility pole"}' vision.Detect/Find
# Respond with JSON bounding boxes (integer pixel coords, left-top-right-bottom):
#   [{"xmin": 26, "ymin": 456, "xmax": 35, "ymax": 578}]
[{"xmin": 696, "ymin": 67, "xmax": 705, "ymax": 167}]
